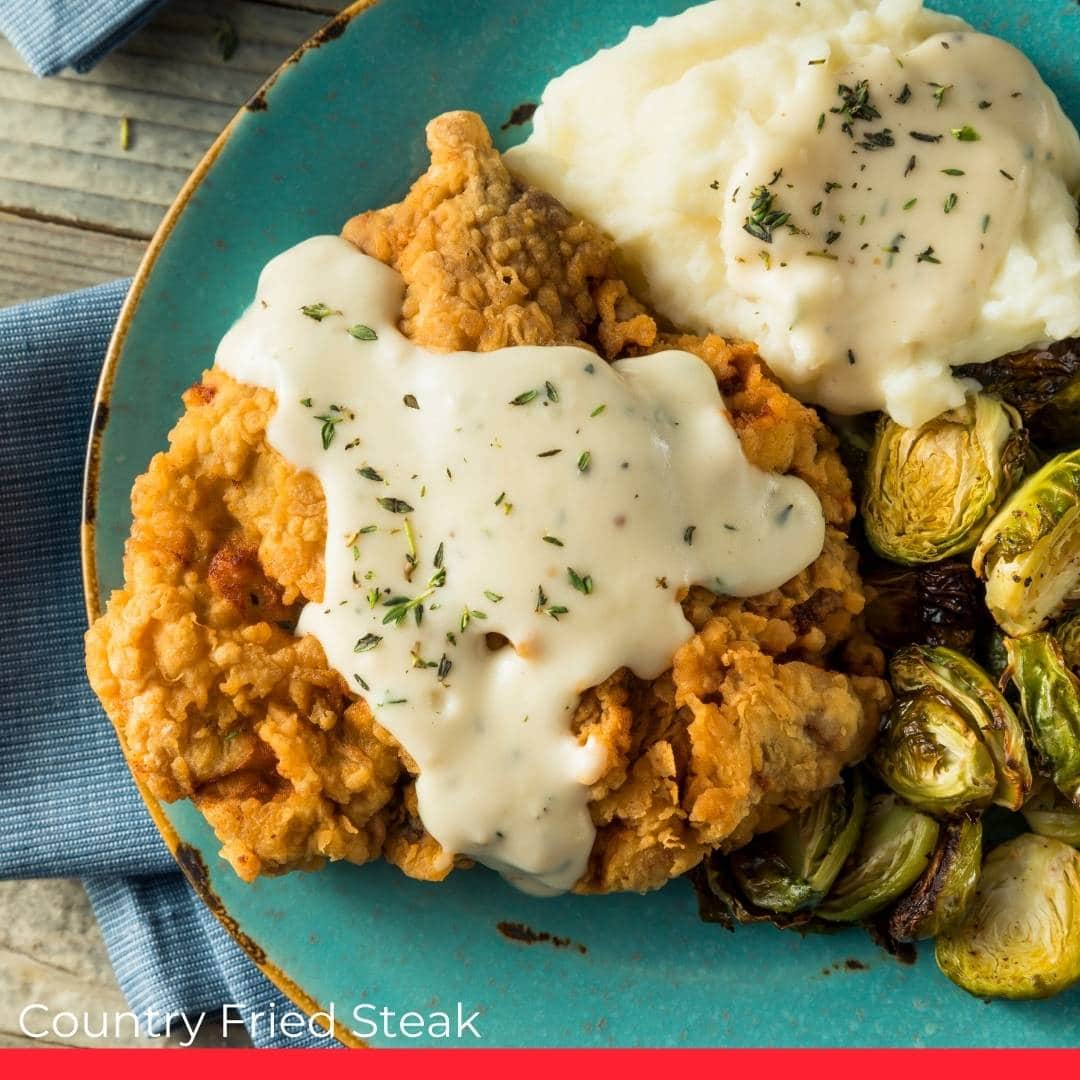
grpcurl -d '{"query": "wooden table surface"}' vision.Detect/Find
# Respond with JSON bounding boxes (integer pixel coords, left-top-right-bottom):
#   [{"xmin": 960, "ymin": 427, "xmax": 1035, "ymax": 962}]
[{"xmin": 0, "ymin": 0, "xmax": 345, "ymax": 1047}]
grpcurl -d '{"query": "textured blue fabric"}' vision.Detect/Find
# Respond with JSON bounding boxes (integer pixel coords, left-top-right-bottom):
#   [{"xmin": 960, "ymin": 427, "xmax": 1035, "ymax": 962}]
[
  {"xmin": 0, "ymin": 282, "xmax": 341, "ymax": 1049},
  {"xmin": 0, "ymin": 0, "xmax": 167, "ymax": 76}
]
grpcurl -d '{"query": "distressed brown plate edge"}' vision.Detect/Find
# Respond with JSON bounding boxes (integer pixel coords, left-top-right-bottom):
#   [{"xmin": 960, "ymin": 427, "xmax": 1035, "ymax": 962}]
[{"xmin": 79, "ymin": 1, "xmax": 383, "ymax": 1050}]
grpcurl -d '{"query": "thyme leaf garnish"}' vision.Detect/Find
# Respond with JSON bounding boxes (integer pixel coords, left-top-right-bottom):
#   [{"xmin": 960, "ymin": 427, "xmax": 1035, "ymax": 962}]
[
  {"xmin": 315, "ymin": 413, "xmax": 343, "ymax": 449},
  {"xmin": 917, "ymin": 246, "xmax": 942, "ymax": 264},
  {"xmin": 568, "ymin": 568, "xmax": 594, "ymax": 595},
  {"xmin": 683, "ymin": 525, "xmax": 696, "ymax": 545},
  {"xmin": 577, "ymin": 450, "xmax": 591, "ymax": 473},
  {"xmin": 301, "ymin": 302, "xmax": 340, "ymax": 321},
  {"xmin": 354, "ymin": 633, "xmax": 382, "ymax": 653},
  {"xmin": 510, "ymin": 389, "xmax": 538, "ymax": 406},
  {"xmin": 377, "ymin": 496, "xmax": 414, "ymax": 514},
  {"xmin": 743, "ymin": 185, "xmax": 792, "ymax": 243},
  {"xmin": 347, "ymin": 324, "xmax": 378, "ymax": 340},
  {"xmin": 357, "ymin": 465, "xmax": 383, "ymax": 482},
  {"xmin": 831, "ymin": 80, "xmax": 880, "ymax": 138},
  {"xmin": 951, "ymin": 125, "xmax": 980, "ymax": 141}
]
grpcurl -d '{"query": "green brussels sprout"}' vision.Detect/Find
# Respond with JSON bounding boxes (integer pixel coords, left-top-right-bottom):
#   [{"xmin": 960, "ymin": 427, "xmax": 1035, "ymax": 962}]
[
  {"xmin": 691, "ymin": 855, "xmax": 814, "ymax": 930},
  {"xmin": 1055, "ymin": 612, "xmax": 1080, "ymax": 672},
  {"xmin": 889, "ymin": 817, "xmax": 982, "ymax": 941},
  {"xmin": 955, "ymin": 337, "xmax": 1080, "ymax": 448},
  {"xmin": 1005, "ymin": 633, "xmax": 1080, "ymax": 806},
  {"xmin": 1023, "ymin": 779, "xmax": 1080, "ymax": 847},
  {"xmin": 973, "ymin": 449, "xmax": 1080, "ymax": 636},
  {"xmin": 936, "ymin": 833, "xmax": 1080, "ymax": 999},
  {"xmin": 863, "ymin": 395, "xmax": 1025, "ymax": 566},
  {"xmin": 730, "ymin": 771, "xmax": 866, "ymax": 913},
  {"xmin": 889, "ymin": 645, "xmax": 1032, "ymax": 811},
  {"xmin": 863, "ymin": 560, "xmax": 985, "ymax": 652},
  {"xmin": 817, "ymin": 794, "xmax": 940, "ymax": 922},
  {"xmin": 873, "ymin": 695, "xmax": 996, "ymax": 817}
]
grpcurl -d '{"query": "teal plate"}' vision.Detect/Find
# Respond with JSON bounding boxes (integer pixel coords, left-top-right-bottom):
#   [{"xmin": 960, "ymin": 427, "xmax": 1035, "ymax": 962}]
[{"xmin": 83, "ymin": 0, "xmax": 1080, "ymax": 1048}]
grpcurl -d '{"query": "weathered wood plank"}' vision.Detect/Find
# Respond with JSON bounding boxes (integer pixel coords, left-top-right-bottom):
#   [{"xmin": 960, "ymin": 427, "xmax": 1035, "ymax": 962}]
[
  {"xmin": 0, "ymin": 0, "xmax": 330, "ymax": 238},
  {"xmin": 0, "ymin": 212, "xmax": 144, "ymax": 305}
]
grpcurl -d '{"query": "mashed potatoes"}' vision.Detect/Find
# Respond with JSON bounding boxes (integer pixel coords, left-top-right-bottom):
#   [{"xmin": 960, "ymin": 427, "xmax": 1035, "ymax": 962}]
[{"xmin": 507, "ymin": 0, "xmax": 1080, "ymax": 426}]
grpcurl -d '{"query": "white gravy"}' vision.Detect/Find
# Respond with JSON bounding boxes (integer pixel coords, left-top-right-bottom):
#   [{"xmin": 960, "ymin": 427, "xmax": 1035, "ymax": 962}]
[
  {"xmin": 723, "ymin": 30, "xmax": 1076, "ymax": 423},
  {"xmin": 216, "ymin": 235, "xmax": 825, "ymax": 893}
]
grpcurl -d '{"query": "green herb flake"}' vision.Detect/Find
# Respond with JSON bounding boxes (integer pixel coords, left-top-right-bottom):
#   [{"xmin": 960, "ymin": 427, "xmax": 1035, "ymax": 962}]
[
  {"xmin": 510, "ymin": 389, "xmax": 538, "ymax": 406},
  {"xmin": 347, "ymin": 324, "xmax": 378, "ymax": 341},
  {"xmin": 353, "ymin": 674, "xmax": 370, "ymax": 692},
  {"xmin": 377, "ymin": 496, "xmax": 414, "ymax": 514},
  {"xmin": 929, "ymin": 81, "xmax": 953, "ymax": 108},
  {"xmin": 299, "ymin": 397, "xmax": 313, "ymax": 407},
  {"xmin": 437, "ymin": 655, "xmax": 452, "ymax": 681},
  {"xmin": 484, "ymin": 590, "xmax": 503, "ymax": 603},
  {"xmin": 434, "ymin": 541, "xmax": 445, "ymax": 569},
  {"xmin": 354, "ymin": 633, "xmax": 382, "ymax": 653},
  {"xmin": 537, "ymin": 448, "xmax": 562, "ymax": 458},
  {"xmin": 357, "ymin": 465, "xmax": 383, "ymax": 482},
  {"xmin": 951, "ymin": 125, "xmax": 980, "ymax": 142},
  {"xmin": 577, "ymin": 450, "xmax": 591, "ymax": 473},
  {"xmin": 403, "ymin": 394, "xmax": 420, "ymax": 410},
  {"xmin": 590, "ymin": 404, "xmax": 607, "ymax": 418},
  {"xmin": 545, "ymin": 380, "xmax": 559, "ymax": 403},
  {"xmin": 542, "ymin": 535, "xmax": 564, "ymax": 547},
  {"xmin": 902, "ymin": 197, "xmax": 918, "ymax": 210},
  {"xmin": 941, "ymin": 168, "xmax": 965, "ymax": 176},
  {"xmin": 944, "ymin": 192, "xmax": 959, "ymax": 214},
  {"xmin": 567, "ymin": 567, "xmax": 594, "ymax": 595},
  {"xmin": 981, "ymin": 214, "xmax": 991, "ymax": 234},
  {"xmin": 917, "ymin": 246, "xmax": 942, "ymax": 264},
  {"xmin": 315, "ymin": 413, "xmax": 343, "ymax": 449},
  {"xmin": 683, "ymin": 525, "xmax": 696, "ymax": 546},
  {"xmin": 301, "ymin": 302, "xmax": 340, "ymax": 322},
  {"xmin": 743, "ymin": 185, "xmax": 793, "ymax": 243}
]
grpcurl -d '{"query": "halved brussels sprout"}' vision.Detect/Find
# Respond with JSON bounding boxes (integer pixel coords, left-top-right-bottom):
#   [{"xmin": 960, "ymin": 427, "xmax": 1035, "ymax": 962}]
[
  {"xmin": 889, "ymin": 645, "xmax": 1032, "ymax": 810},
  {"xmin": 1023, "ymin": 779, "xmax": 1080, "ymax": 847},
  {"xmin": 956, "ymin": 337, "xmax": 1080, "ymax": 448},
  {"xmin": 1005, "ymin": 634, "xmax": 1080, "ymax": 806},
  {"xmin": 1055, "ymin": 612, "xmax": 1080, "ymax": 672},
  {"xmin": 973, "ymin": 449, "xmax": 1080, "ymax": 636},
  {"xmin": 730, "ymin": 771, "xmax": 866, "ymax": 913},
  {"xmin": 691, "ymin": 855, "xmax": 813, "ymax": 930},
  {"xmin": 863, "ymin": 395, "xmax": 1025, "ymax": 565},
  {"xmin": 863, "ymin": 561, "xmax": 985, "ymax": 652},
  {"xmin": 817, "ymin": 794, "xmax": 940, "ymax": 922},
  {"xmin": 873, "ymin": 695, "xmax": 996, "ymax": 817},
  {"xmin": 936, "ymin": 834, "xmax": 1080, "ymax": 999},
  {"xmin": 889, "ymin": 817, "xmax": 982, "ymax": 941}
]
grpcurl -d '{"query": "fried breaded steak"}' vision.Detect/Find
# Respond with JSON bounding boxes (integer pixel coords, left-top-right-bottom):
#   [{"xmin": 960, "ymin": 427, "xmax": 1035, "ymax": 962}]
[{"xmin": 86, "ymin": 112, "xmax": 890, "ymax": 893}]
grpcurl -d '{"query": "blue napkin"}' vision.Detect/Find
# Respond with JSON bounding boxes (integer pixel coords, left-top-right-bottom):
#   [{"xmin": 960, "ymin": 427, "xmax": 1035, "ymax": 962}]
[
  {"xmin": 0, "ymin": 0, "xmax": 167, "ymax": 76},
  {"xmin": 0, "ymin": 281, "xmax": 341, "ymax": 1049}
]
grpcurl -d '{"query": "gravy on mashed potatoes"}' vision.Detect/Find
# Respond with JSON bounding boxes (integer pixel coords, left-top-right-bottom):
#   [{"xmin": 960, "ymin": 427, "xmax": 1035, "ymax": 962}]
[{"xmin": 507, "ymin": 0, "xmax": 1080, "ymax": 427}]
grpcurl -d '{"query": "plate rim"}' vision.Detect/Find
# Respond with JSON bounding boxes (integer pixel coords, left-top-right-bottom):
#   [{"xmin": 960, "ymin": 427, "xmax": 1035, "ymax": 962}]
[{"xmin": 79, "ymin": 0, "xmax": 381, "ymax": 1048}]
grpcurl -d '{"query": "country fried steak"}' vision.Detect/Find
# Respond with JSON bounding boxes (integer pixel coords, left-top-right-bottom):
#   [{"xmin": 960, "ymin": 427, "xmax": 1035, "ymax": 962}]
[{"xmin": 85, "ymin": 111, "xmax": 890, "ymax": 892}]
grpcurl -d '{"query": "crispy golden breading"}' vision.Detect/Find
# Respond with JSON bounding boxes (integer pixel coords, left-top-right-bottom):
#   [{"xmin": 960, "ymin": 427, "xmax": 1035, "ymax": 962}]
[{"xmin": 86, "ymin": 112, "xmax": 889, "ymax": 892}]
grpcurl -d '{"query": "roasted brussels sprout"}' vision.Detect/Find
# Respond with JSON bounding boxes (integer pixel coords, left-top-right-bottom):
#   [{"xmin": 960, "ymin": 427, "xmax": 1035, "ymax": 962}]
[
  {"xmin": 730, "ymin": 772, "xmax": 866, "ymax": 913},
  {"xmin": 1023, "ymin": 779, "xmax": 1080, "ymax": 847},
  {"xmin": 863, "ymin": 395, "xmax": 1025, "ymax": 566},
  {"xmin": 1055, "ymin": 612, "xmax": 1080, "ymax": 672},
  {"xmin": 889, "ymin": 645, "xmax": 1032, "ymax": 810},
  {"xmin": 955, "ymin": 337, "xmax": 1080, "ymax": 448},
  {"xmin": 889, "ymin": 817, "xmax": 982, "ymax": 941},
  {"xmin": 936, "ymin": 834, "xmax": 1080, "ymax": 999},
  {"xmin": 973, "ymin": 449, "xmax": 1080, "ymax": 636},
  {"xmin": 981, "ymin": 627, "xmax": 1009, "ymax": 681},
  {"xmin": 817, "ymin": 794, "xmax": 939, "ymax": 922},
  {"xmin": 1005, "ymin": 633, "xmax": 1080, "ymax": 805},
  {"xmin": 873, "ymin": 695, "xmax": 996, "ymax": 817},
  {"xmin": 863, "ymin": 560, "xmax": 985, "ymax": 652},
  {"xmin": 691, "ymin": 855, "xmax": 814, "ymax": 930}
]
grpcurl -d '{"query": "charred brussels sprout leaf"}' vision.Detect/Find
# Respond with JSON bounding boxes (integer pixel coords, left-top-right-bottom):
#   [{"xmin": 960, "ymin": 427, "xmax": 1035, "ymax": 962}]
[
  {"xmin": 1023, "ymin": 779, "xmax": 1080, "ymax": 847},
  {"xmin": 863, "ymin": 561, "xmax": 985, "ymax": 652},
  {"xmin": 730, "ymin": 771, "xmax": 866, "ymax": 913},
  {"xmin": 863, "ymin": 395, "xmax": 1025, "ymax": 565},
  {"xmin": 1005, "ymin": 634, "xmax": 1080, "ymax": 805},
  {"xmin": 973, "ymin": 449, "xmax": 1080, "ymax": 636},
  {"xmin": 982, "ymin": 627, "xmax": 1010, "ymax": 681},
  {"xmin": 955, "ymin": 338, "xmax": 1080, "ymax": 448},
  {"xmin": 690, "ymin": 856, "xmax": 813, "ymax": 930},
  {"xmin": 873, "ymin": 695, "xmax": 996, "ymax": 817},
  {"xmin": 936, "ymin": 834, "xmax": 1080, "ymax": 999},
  {"xmin": 889, "ymin": 645, "xmax": 1032, "ymax": 810},
  {"xmin": 817, "ymin": 794, "xmax": 940, "ymax": 922},
  {"xmin": 889, "ymin": 817, "xmax": 982, "ymax": 941}
]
